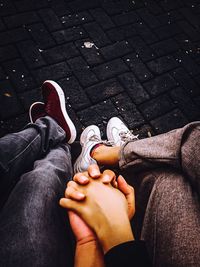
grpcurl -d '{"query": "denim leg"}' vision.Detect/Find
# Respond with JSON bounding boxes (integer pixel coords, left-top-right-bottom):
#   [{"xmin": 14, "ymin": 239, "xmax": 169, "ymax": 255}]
[
  {"xmin": 0, "ymin": 116, "xmax": 66, "ymax": 205},
  {"xmin": 0, "ymin": 144, "xmax": 74, "ymax": 267}
]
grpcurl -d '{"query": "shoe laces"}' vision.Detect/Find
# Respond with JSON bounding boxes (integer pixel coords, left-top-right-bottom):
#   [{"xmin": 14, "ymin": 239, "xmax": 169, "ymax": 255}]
[
  {"xmin": 89, "ymin": 135, "xmax": 114, "ymax": 146},
  {"xmin": 119, "ymin": 130, "xmax": 139, "ymax": 142}
]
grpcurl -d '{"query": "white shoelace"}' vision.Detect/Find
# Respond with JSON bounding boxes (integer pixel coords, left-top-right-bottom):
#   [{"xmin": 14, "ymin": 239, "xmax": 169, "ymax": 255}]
[
  {"xmin": 89, "ymin": 135, "xmax": 114, "ymax": 146},
  {"xmin": 119, "ymin": 130, "xmax": 139, "ymax": 142}
]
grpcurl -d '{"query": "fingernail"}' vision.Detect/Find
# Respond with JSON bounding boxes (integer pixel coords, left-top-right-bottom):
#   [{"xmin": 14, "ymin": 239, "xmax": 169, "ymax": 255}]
[
  {"xmin": 77, "ymin": 192, "xmax": 85, "ymax": 198},
  {"xmin": 103, "ymin": 175, "xmax": 110, "ymax": 183},
  {"xmin": 80, "ymin": 176, "xmax": 88, "ymax": 183},
  {"xmin": 91, "ymin": 171, "xmax": 100, "ymax": 177}
]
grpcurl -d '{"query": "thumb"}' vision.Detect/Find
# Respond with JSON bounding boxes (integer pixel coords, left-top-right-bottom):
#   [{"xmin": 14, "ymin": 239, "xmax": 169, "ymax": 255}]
[{"xmin": 117, "ymin": 175, "xmax": 135, "ymax": 219}]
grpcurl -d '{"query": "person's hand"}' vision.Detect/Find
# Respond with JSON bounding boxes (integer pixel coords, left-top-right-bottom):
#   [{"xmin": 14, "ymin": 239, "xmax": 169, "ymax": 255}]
[
  {"xmin": 70, "ymin": 164, "xmax": 135, "ymax": 220},
  {"xmin": 60, "ymin": 167, "xmax": 135, "ymax": 253},
  {"xmin": 68, "ymin": 211, "xmax": 97, "ymax": 244}
]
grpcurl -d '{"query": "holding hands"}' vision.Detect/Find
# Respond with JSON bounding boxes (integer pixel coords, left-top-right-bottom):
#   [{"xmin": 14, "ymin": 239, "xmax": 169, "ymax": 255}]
[{"xmin": 60, "ymin": 164, "xmax": 135, "ymax": 253}]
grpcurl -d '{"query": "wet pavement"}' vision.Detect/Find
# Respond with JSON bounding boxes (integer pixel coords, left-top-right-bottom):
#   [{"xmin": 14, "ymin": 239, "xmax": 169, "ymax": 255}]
[{"xmin": 0, "ymin": 0, "xmax": 200, "ymax": 139}]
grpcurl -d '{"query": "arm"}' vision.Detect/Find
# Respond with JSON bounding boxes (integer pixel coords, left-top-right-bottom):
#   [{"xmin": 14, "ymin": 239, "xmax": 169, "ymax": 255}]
[
  {"xmin": 68, "ymin": 207, "xmax": 105, "ymax": 267},
  {"xmin": 75, "ymin": 240, "xmax": 104, "ymax": 267}
]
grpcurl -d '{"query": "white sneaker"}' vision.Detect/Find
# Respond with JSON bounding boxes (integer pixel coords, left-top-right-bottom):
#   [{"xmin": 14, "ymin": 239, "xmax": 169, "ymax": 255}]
[
  {"xmin": 74, "ymin": 125, "xmax": 102, "ymax": 173},
  {"xmin": 106, "ymin": 117, "xmax": 138, "ymax": 146}
]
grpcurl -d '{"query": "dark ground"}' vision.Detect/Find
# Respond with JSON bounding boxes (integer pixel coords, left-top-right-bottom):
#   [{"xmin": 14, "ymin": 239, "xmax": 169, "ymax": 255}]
[{"xmin": 0, "ymin": 0, "xmax": 200, "ymax": 140}]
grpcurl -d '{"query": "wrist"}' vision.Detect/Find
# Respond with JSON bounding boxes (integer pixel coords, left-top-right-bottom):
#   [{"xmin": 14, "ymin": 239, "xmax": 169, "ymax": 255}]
[
  {"xmin": 98, "ymin": 218, "xmax": 134, "ymax": 253},
  {"xmin": 76, "ymin": 235, "xmax": 98, "ymax": 246}
]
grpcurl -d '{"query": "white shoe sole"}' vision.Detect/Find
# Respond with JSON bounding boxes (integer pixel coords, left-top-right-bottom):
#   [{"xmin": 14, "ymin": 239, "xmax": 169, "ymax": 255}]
[
  {"xmin": 29, "ymin": 101, "xmax": 44, "ymax": 123},
  {"xmin": 74, "ymin": 125, "xmax": 100, "ymax": 173},
  {"xmin": 106, "ymin": 117, "xmax": 124, "ymax": 146},
  {"xmin": 43, "ymin": 80, "xmax": 77, "ymax": 144}
]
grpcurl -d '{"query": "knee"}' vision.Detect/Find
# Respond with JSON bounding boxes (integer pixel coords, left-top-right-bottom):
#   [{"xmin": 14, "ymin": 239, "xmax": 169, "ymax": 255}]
[{"xmin": 20, "ymin": 165, "xmax": 66, "ymax": 198}]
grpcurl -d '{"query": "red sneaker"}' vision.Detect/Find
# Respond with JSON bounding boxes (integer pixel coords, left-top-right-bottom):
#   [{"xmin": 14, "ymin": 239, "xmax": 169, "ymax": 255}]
[
  {"xmin": 29, "ymin": 102, "xmax": 46, "ymax": 123},
  {"xmin": 42, "ymin": 80, "xmax": 77, "ymax": 144}
]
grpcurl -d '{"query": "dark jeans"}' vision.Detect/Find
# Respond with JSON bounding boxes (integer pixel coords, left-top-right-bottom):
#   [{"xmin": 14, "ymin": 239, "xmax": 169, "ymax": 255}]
[
  {"xmin": 0, "ymin": 117, "xmax": 199, "ymax": 267},
  {"xmin": 0, "ymin": 117, "xmax": 74, "ymax": 267}
]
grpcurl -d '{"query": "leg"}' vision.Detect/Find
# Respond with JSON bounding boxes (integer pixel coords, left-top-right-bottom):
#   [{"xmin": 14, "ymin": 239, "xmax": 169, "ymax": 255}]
[
  {"xmin": 140, "ymin": 169, "xmax": 200, "ymax": 267},
  {"xmin": 0, "ymin": 144, "xmax": 74, "ymax": 267},
  {"xmin": 0, "ymin": 116, "xmax": 66, "ymax": 205}
]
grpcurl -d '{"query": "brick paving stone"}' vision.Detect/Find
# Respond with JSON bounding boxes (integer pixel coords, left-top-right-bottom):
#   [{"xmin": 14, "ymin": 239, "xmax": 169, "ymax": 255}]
[
  {"xmin": 32, "ymin": 62, "xmax": 71, "ymax": 84},
  {"xmin": 118, "ymin": 72, "xmax": 150, "ymax": 104},
  {"xmin": 151, "ymin": 39, "xmax": 179, "ymax": 57},
  {"xmin": 113, "ymin": 10, "xmax": 139, "ymax": 26},
  {"xmin": 154, "ymin": 23, "xmax": 182, "ymax": 40},
  {"xmin": 0, "ymin": 66, "xmax": 5, "ymax": 80},
  {"xmin": 100, "ymin": 41, "xmax": 132, "ymax": 60},
  {"xmin": 134, "ymin": 21, "xmax": 158, "ymax": 44},
  {"xmin": 59, "ymin": 77, "xmax": 91, "ymax": 111},
  {"xmin": 15, "ymin": 0, "xmax": 48, "ymax": 12},
  {"xmin": 86, "ymin": 79, "xmax": 124, "ymax": 103},
  {"xmin": 2, "ymin": 59, "xmax": 34, "ymax": 93},
  {"xmin": 102, "ymin": 0, "xmax": 133, "ymax": 16},
  {"xmin": 180, "ymin": 7, "xmax": 200, "ymax": 28},
  {"xmin": 137, "ymin": 8, "xmax": 160, "ymax": 29},
  {"xmin": 4, "ymin": 12, "xmax": 40, "ymax": 28},
  {"xmin": 28, "ymin": 23, "xmax": 56, "ymax": 49},
  {"xmin": 0, "ymin": 28, "xmax": 29, "ymax": 46},
  {"xmin": 151, "ymin": 109, "xmax": 188, "ymax": 134},
  {"xmin": 170, "ymin": 87, "xmax": 200, "ymax": 121},
  {"xmin": 0, "ymin": 18, "xmax": 5, "ymax": 31},
  {"xmin": 0, "ymin": 0, "xmax": 16, "ymax": 16},
  {"xmin": 77, "ymin": 99, "xmax": 118, "ymax": 126},
  {"xmin": 194, "ymin": 96, "xmax": 200, "ymax": 108},
  {"xmin": 42, "ymin": 43, "xmax": 79, "ymax": 64},
  {"xmin": 0, "ymin": 45, "xmax": 18, "ymax": 62},
  {"xmin": 139, "ymin": 94, "xmax": 175, "ymax": 120},
  {"xmin": 173, "ymin": 51, "xmax": 200, "ymax": 76},
  {"xmin": 178, "ymin": 21, "xmax": 200, "ymax": 42},
  {"xmin": 19, "ymin": 88, "xmax": 42, "ymax": 110},
  {"xmin": 93, "ymin": 59, "xmax": 128, "ymax": 81},
  {"xmin": 53, "ymin": 26, "xmax": 88, "ymax": 44},
  {"xmin": 171, "ymin": 68, "xmax": 200, "ymax": 96},
  {"xmin": 128, "ymin": 36, "xmax": 155, "ymax": 62},
  {"xmin": 0, "ymin": 80, "xmax": 23, "ymax": 119},
  {"xmin": 13, "ymin": 76, "xmax": 37, "ymax": 94},
  {"xmin": 59, "ymin": 12, "xmax": 93, "ymax": 28},
  {"xmin": 83, "ymin": 22, "xmax": 110, "ymax": 47},
  {"xmin": 90, "ymin": 8, "xmax": 115, "ymax": 30},
  {"xmin": 160, "ymin": 0, "xmax": 184, "ymax": 11},
  {"xmin": 111, "ymin": 93, "xmax": 145, "ymax": 129},
  {"xmin": 0, "ymin": 113, "xmax": 29, "ymax": 138},
  {"xmin": 17, "ymin": 40, "xmax": 46, "ymax": 69},
  {"xmin": 106, "ymin": 24, "xmax": 137, "ymax": 42},
  {"xmin": 68, "ymin": 56, "xmax": 98, "ymax": 87},
  {"xmin": 38, "ymin": 9, "xmax": 63, "ymax": 32},
  {"xmin": 69, "ymin": 0, "xmax": 100, "ymax": 12},
  {"xmin": 0, "ymin": 0, "xmax": 200, "ymax": 138},
  {"xmin": 75, "ymin": 39, "xmax": 104, "ymax": 66},
  {"xmin": 144, "ymin": 1, "xmax": 163, "ymax": 15},
  {"xmin": 123, "ymin": 53, "xmax": 153, "ymax": 82},
  {"xmin": 147, "ymin": 55, "xmax": 179, "ymax": 75},
  {"xmin": 49, "ymin": 0, "xmax": 70, "ymax": 16},
  {"xmin": 143, "ymin": 73, "xmax": 177, "ymax": 96},
  {"xmin": 157, "ymin": 10, "xmax": 183, "ymax": 25}
]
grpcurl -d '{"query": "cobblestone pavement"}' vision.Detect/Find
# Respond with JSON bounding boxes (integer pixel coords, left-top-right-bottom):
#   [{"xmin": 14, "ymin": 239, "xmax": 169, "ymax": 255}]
[{"xmin": 0, "ymin": 0, "xmax": 200, "ymax": 140}]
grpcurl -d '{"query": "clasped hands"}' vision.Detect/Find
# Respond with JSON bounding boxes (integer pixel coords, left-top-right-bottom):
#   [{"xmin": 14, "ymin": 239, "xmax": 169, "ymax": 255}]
[{"xmin": 60, "ymin": 164, "xmax": 135, "ymax": 253}]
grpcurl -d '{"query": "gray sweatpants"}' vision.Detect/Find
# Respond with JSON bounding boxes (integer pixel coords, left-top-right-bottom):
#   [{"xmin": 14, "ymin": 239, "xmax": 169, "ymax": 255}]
[{"xmin": 119, "ymin": 122, "xmax": 200, "ymax": 267}]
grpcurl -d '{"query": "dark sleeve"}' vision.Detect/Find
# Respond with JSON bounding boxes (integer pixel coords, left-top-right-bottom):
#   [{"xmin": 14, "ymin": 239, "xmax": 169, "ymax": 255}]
[{"xmin": 104, "ymin": 240, "xmax": 152, "ymax": 267}]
